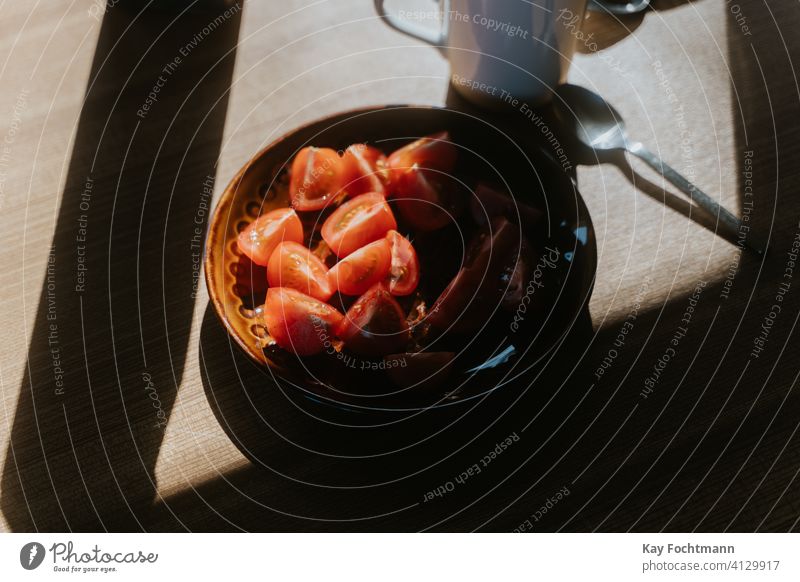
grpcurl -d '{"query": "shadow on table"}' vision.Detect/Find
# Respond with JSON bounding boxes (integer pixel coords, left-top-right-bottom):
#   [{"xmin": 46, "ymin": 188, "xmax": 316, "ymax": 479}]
[{"xmin": 1, "ymin": 1, "xmax": 241, "ymax": 531}]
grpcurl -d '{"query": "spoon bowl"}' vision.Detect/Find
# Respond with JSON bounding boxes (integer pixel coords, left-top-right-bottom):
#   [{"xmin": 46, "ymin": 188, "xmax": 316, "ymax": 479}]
[{"xmin": 557, "ymin": 84, "xmax": 629, "ymax": 152}]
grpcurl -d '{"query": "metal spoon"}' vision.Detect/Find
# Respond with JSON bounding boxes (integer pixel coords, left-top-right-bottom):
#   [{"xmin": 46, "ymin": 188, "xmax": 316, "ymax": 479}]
[{"xmin": 556, "ymin": 84, "xmax": 765, "ymax": 255}]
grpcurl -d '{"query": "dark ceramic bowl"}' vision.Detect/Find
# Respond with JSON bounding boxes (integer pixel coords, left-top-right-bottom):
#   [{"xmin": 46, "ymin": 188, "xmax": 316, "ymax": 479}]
[{"xmin": 204, "ymin": 105, "xmax": 596, "ymax": 416}]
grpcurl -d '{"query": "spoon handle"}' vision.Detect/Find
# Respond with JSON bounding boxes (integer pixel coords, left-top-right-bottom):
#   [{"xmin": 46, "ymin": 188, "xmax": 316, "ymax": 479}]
[{"xmin": 627, "ymin": 142, "xmax": 765, "ymax": 255}]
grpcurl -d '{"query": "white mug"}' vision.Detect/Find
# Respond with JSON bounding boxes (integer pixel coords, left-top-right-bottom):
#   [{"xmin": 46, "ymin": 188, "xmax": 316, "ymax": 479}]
[{"xmin": 375, "ymin": 0, "xmax": 594, "ymax": 107}]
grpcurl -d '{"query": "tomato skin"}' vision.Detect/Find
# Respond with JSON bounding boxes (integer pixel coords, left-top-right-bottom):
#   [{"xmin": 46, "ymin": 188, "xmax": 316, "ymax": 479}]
[
  {"xmin": 384, "ymin": 230, "xmax": 420, "ymax": 296},
  {"xmin": 321, "ymin": 192, "xmax": 397, "ymax": 258},
  {"xmin": 393, "ymin": 168, "xmax": 464, "ymax": 231},
  {"xmin": 289, "ymin": 147, "xmax": 350, "ymax": 211},
  {"xmin": 428, "ymin": 216, "xmax": 520, "ymax": 332},
  {"xmin": 386, "ymin": 132, "xmax": 461, "ymax": 231},
  {"xmin": 267, "ymin": 241, "xmax": 333, "ymax": 302},
  {"xmin": 263, "ymin": 287, "xmax": 344, "ymax": 356},
  {"xmin": 336, "ymin": 284, "xmax": 410, "ymax": 357},
  {"xmin": 327, "ymin": 238, "xmax": 392, "ymax": 296},
  {"xmin": 237, "ymin": 208, "xmax": 304, "ymax": 266},
  {"xmin": 386, "ymin": 131, "xmax": 457, "ymax": 181},
  {"xmin": 470, "ymin": 182, "xmax": 543, "ymax": 227},
  {"xmin": 343, "ymin": 144, "xmax": 390, "ymax": 196}
]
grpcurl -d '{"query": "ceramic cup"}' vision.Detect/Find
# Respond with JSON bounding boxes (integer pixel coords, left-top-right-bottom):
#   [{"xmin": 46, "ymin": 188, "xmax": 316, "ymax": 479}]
[{"xmin": 375, "ymin": 0, "xmax": 599, "ymax": 107}]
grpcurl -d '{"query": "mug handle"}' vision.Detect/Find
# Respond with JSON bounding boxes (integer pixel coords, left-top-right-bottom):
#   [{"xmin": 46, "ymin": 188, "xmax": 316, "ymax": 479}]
[{"xmin": 373, "ymin": 0, "xmax": 446, "ymax": 46}]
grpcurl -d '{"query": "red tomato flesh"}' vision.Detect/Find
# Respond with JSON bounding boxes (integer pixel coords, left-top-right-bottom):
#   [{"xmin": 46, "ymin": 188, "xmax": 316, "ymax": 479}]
[
  {"xmin": 470, "ymin": 182, "xmax": 543, "ymax": 227},
  {"xmin": 327, "ymin": 237, "xmax": 392, "ymax": 296},
  {"xmin": 343, "ymin": 144, "xmax": 389, "ymax": 196},
  {"xmin": 393, "ymin": 167, "xmax": 463, "ymax": 231},
  {"xmin": 263, "ymin": 287, "xmax": 344, "ymax": 356},
  {"xmin": 289, "ymin": 146, "xmax": 350, "ymax": 211},
  {"xmin": 428, "ymin": 216, "xmax": 520, "ymax": 332},
  {"xmin": 384, "ymin": 230, "xmax": 420, "ymax": 296},
  {"xmin": 321, "ymin": 192, "xmax": 397, "ymax": 258},
  {"xmin": 386, "ymin": 131, "xmax": 457, "ymax": 180},
  {"xmin": 336, "ymin": 284, "xmax": 410, "ymax": 356},
  {"xmin": 237, "ymin": 207, "xmax": 304, "ymax": 266},
  {"xmin": 267, "ymin": 241, "xmax": 333, "ymax": 302}
]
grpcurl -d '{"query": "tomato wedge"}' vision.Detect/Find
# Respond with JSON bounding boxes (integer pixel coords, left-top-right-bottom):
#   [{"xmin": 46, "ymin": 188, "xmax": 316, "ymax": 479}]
[
  {"xmin": 267, "ymin": 241, "xmax": 333, "ymax": 302},
  {"xmin": 384, "ymin": 230, "xmax": 419, "ymax": 296},
  {"xmin": 470, "ymin": 182, "xmax": 543, "ymax": 227},
  {"xmin": 428, "ymin": 216, "xmax": 520, "ymax": 332},
  {"xmin": 321, "ymin": 192, "xmax": 397, "ymax": 258},
  {"xmin": 343, "ymin": 144, "xmax": 390, "ymax": 196},
  {"xmin": 289, "ymin": 146, "xmax": 350, "ymax": 211},
  {"xmin": 386, "ymin": 131, "xmax": 458, "ymax": 180},
  {"xmin": 237, "ymin": 207, "xmax": 304, "ymax": 266},
  {"xmin": 393, "ymin": 168, "xmax": 464, "ymax": 231},
  {"xmin": 263, "ymin": 287, "xmax": 344, "ymax": 356},
  {"xmin": 327, "ymin": 238, "xmax": 391, "ymax": 296},
  {"xmin": 336, "ymin": 284, "xmax": 410, "ymax": 356}
]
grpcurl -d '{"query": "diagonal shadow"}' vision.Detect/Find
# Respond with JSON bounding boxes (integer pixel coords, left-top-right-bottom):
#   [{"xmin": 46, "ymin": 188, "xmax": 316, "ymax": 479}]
[{"xmin": 1, "ymin": 0, "xmax": 241, "ymax": 531}]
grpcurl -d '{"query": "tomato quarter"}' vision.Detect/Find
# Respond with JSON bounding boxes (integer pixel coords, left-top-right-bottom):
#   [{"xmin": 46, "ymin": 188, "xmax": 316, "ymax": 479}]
[
  {"xmin": 343, "ymin": 144, "xmax": 390, "ymax": 196},
  {"xmin": 267, "ymin": 241, "xmax": 333, "ymax": 302},
  {"xmin": 237, "ymin": 207, "xmax": 304, "ymax": 266},
  {"xmin": 263, "ymin": 287, "xmax": 344, "ymax": 356},
  {"xmin": 386, "ymin": 131, "xmax": 457, "ymax": 181},
  {"xmin": 289, "ymin": 146, "xmax": 350, "ymax": 211},
  {"xmin": 327, "ymin": 237, "xmax": 391, "ymax": 296},
  {"xmin": 428, "ymin": 216, "xmax": 520, "ymax": 332},
  {"xmin": 470, "ymin": 182, "xmax": 543, "ymax": 227},
  {"xmin": 336, "ymin": 284, "xmax": 410, "ymax": 356},
  {"xmin": 384, "ymin": 230, "xmax": 420, "ymax": 296},
  {"xmin": 321, "ymin": 192, "xmax": 397, "ymax": 258},
  {"xmin": 393, "ymin": 168, "xmax": 464, "ymax": 231}
]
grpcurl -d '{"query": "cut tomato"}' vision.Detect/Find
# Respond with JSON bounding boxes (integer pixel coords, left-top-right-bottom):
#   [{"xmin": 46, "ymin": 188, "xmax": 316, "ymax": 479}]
[
  {"xmin": 327, "ymin": 238, "xmax": 391, "ymax": 296},
  {"xmin": 336, "ymin": 284, "xmax": 410, "ymax": 356},
  {"xmin": 384, "ymin": 230, "xmax": 420, "ymax": 296},
  {"xmin": 263, "ymin": 287, "xmax": 344, "ymax": 356},
  {"xmin": 470, "ymin": 182, "xmax": 543, "ymax": 227},
  {"xmin": 343, "ymin": 144, "xmax": 390, "ymax": 196},
  {"xmin": 267, "ymin": 241, "xmax": 333, "ymax": 302},
  {"xmin": 321, "ymin": 192, "xmax": 397, "ymax": 258},
  {"xmin": 237, "ymin": 207, "xmax": 304, "ymax": 266},
  {"xmin": 428, "ymin": 217, "xmax": 520, "ymax": 332},
  {"xmin": 393, "ymin": 168, "xmax": 464, "ymax": 231},
  {"xmin": 289, "ymin": 146, "xmax": 350, "ymax": 211},
  {"xmin": 387, "ymin": 131, "xmax": 460, "ymax": 231},
  {"xmin": 386, "ymin": 131, "xmax": 458, "ymax": 181}
]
